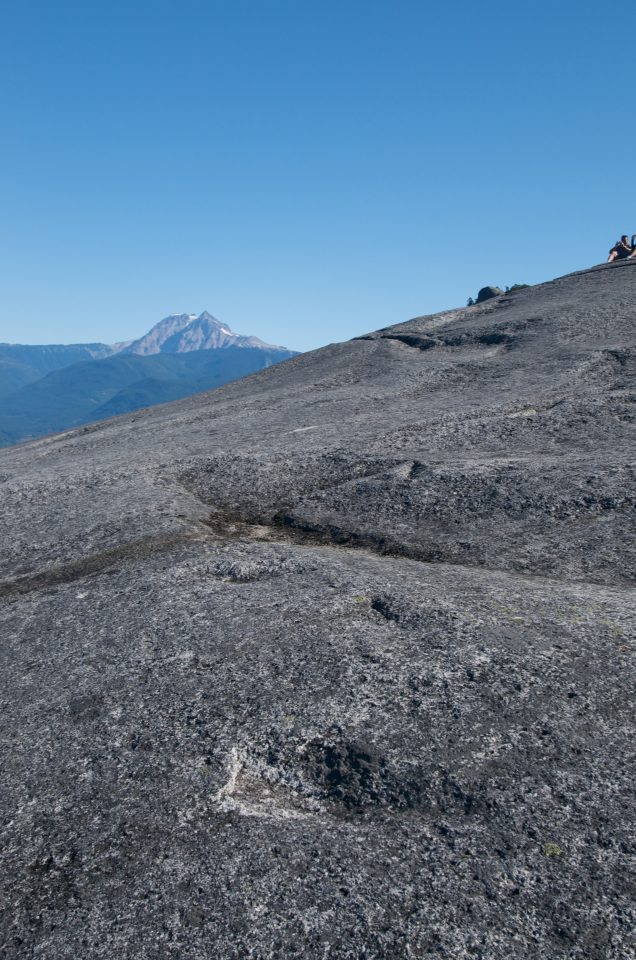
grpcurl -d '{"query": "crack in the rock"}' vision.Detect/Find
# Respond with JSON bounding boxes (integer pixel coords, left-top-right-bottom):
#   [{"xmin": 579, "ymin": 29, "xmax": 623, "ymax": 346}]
[
  {"xmin": 0, "ymin": 531, "xmax": 195, "ymax": 600},
  {"xmin": 380, "ymin": 334, "xmax": 438, "ymax": 351},
  {"xmin": 358, "ymin": 330, "xmax": 515, "ymax": 352},
  {"xmin": 202, "ymin": 510, "xmax": 445, "ymax": 564},
  {"xmin": 200, "ymin": 510, "xmax": 636, "ymax": 591}
]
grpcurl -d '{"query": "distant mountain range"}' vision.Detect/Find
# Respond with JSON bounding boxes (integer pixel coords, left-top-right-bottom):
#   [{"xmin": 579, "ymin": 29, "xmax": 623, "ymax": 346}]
[{"xmin": 0, "ymin": 312, "xmax": 297, "ymax": 446}]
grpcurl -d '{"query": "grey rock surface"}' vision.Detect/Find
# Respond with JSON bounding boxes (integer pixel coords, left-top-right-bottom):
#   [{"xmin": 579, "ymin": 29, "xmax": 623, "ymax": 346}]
[{"xmin": 1, "ymin": 259, "xmax": 635, "ymax": 959}]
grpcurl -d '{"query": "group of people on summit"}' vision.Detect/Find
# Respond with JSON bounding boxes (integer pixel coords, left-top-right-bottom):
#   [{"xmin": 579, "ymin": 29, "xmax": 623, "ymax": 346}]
[{"xmin": 608, "ymin": 235, "xmax": 636, "ymax": 261}]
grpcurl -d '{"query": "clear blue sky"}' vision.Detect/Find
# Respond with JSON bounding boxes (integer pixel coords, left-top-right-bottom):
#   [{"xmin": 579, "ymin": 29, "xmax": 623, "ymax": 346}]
[{"xmin": 1, "ymin": 0, "xmax": 634, "ymax": 352}]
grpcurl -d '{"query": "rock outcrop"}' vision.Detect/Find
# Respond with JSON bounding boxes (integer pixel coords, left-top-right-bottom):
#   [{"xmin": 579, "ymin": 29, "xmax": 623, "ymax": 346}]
[
  {"xmin": 0, "ymin": 260, "xmax": 634, "ymax": 959},
  {"xmin": 476, "ymin": 285, "xmax": 504, "ymax": 302}
]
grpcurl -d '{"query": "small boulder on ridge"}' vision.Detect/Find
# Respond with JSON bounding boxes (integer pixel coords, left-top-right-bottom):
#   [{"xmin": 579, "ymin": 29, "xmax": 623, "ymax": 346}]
[{"xmin": 476, "ymin": 285, "xmax": 504, "ymax": 303}]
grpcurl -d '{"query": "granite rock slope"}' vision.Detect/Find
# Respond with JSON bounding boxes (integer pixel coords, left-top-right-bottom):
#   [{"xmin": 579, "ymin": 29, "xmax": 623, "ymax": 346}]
[{"xmin": 0, "ymin": 260, "xmax": 635, "ymax": 959}]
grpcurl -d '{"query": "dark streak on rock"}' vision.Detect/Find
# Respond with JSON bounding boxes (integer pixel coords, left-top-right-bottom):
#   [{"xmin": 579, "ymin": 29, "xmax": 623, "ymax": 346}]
[{"xmin": 0, "ymin": 531, "xmax": 194, "ymax": 599}]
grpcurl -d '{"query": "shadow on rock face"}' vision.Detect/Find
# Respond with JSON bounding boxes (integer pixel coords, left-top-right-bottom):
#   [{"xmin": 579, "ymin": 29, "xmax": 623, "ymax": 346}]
[
  {"xmin": 300, "ymin": 736, "xmax": 425, "ymax": 810},
  {"xmin": 235, "ymin": 729, "xmax": 430, "ymax": 815},
  {"xmin": 225, "ymin": 724, "xmax": 504, "ymax": 823}
]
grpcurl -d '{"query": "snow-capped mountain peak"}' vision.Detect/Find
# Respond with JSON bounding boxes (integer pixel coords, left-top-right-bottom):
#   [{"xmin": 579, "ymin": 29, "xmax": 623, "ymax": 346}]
[{"xmin": 118, "ymin": 312, "xmax": 281, "ymax": 355}]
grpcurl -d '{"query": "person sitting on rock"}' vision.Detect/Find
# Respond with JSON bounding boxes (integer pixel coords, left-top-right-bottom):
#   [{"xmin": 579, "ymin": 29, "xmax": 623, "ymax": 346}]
[{"xmin": 608, "ymin": 236, "xmax": 635, "ymax": 261}]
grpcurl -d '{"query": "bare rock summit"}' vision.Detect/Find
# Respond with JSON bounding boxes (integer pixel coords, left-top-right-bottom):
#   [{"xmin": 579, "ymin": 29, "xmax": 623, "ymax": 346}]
[{"xmin": 0, "ymin": 260, "xmax": 635, "ymax": 959}]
